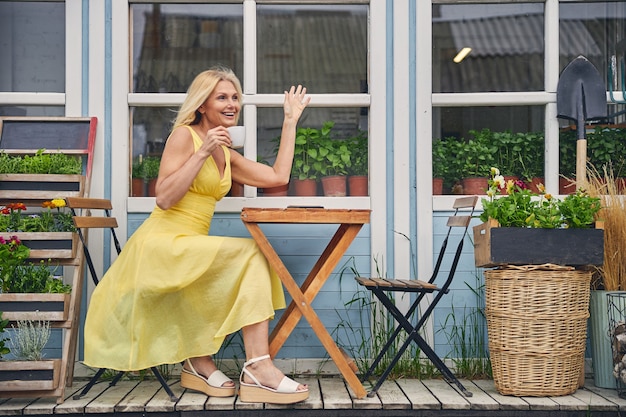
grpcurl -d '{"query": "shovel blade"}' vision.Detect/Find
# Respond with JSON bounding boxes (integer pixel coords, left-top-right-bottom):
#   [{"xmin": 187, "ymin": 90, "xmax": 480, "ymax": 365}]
[{"xmin": 557, "ymin": 55, "xmax": 607, "ymax": 123}]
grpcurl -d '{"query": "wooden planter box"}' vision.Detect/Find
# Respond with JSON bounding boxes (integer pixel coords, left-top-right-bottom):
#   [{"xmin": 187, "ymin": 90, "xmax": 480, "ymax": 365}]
[
  {"xmin": 0, "ymin": 232, "xmax": 78, "ymax": 260},
  {"xmin": 0, "ymin": 293, "xmax": 70, "ymax": 322},
  {"xmin": 0, "ymin": 359, "xmax": 62, "ymax": 392},
  {"xmin": 473, "ymin": 219, "xmax": 604, "ymax": 267},
  {"xmin": 0, "ymin": 174, "xmax": 85, "ymax": 203}
]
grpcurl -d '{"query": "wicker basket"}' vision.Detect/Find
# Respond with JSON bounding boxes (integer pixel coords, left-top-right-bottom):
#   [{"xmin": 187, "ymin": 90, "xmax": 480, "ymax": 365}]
[{"xmin": 485, "ymin": 264, "xmax": 591, "ymax": 396}]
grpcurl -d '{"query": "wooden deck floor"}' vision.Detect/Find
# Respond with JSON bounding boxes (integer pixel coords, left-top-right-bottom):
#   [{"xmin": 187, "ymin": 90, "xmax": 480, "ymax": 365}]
[{"xmin": 2, "ymin": 375, "xmax": 626, "ymax": 417}]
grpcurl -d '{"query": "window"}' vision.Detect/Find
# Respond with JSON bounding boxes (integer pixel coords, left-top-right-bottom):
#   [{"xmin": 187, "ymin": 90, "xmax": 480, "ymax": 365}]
[
  {"xmin": 0, "ymin": 1, "xmax": 65, "ymax": 116},
  {"xmin": 129, "ymin": 2, "xmax": 370, "ymax": 198}
]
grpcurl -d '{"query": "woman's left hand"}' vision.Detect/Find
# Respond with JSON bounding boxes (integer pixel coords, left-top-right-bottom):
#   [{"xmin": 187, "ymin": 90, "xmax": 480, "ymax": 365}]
[{"xmin": 283, "ymin": 85, "xmax": 310, "ymax": 122}]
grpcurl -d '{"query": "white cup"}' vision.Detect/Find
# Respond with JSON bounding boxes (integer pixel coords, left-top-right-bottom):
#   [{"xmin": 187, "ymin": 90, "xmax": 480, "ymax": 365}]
[{"xmin": 227, "ymin": 126, "xmax": 245, "ymax": 149}]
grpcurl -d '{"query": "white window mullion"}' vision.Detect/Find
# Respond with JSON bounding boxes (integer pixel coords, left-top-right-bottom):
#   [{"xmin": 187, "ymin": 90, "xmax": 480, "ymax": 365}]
[{"xmin": 65, "ymin": 0, "xmax": 82, "ymax": 116}]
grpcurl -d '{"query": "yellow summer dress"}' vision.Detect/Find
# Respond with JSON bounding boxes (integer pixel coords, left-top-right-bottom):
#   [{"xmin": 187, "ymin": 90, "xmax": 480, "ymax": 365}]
[{"xmin": 84, "ymin": 126, "xmax": 286, "ymax": 371}]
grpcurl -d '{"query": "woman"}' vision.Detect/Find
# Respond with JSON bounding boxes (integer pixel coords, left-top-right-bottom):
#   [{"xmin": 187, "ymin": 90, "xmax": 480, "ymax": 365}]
[{"xmin": 84, "ymin": 67, "xmax": 310, "ymax": 404}]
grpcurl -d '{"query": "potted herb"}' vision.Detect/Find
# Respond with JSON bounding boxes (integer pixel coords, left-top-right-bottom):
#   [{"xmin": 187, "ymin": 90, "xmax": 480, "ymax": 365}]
[
  {"xmin": 142, "ymin": 156, "xmax": 161, "ymax": 197},
  {"xmin": 0, "ymin": 319, "xmax": 62, "ymax": 393},
  {"xmin": 291, "ymin": 124, "xmax": 332, "ymax": 196},
  {"xmin": 131, "ymin": 156, "xmax": 145, "ymax": 197},
  {"xmin": 348, "ymin": 131, "xmax": 368, "ymax": 196},
  {"xmin": 454, "ymin": 129, "xmax": 497, "ymax": 195},
  {"xmin": 316, "ymin": 136, "xmax": 351, "ymax": 197},
  {"xmin": 432, "ymin": 138, "xmax": 453, "ymax": 195}
]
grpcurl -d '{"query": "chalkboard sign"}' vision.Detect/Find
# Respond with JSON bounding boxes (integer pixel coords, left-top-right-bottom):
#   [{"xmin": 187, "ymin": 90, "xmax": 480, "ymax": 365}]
[{"xmin": 0, "ymin": 116, "xmax": 98, "ymax": 180}]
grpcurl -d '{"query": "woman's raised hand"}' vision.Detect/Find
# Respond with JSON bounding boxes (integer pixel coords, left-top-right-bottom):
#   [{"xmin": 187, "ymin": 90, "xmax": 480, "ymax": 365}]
[{"xmin": 283, "ymin": 85, "xmax": 310, "ymax": 122}]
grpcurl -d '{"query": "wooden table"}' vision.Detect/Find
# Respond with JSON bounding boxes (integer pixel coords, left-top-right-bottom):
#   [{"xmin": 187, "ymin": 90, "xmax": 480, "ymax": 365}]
[{"xmin": 240, "ymin": 207, "xmax": 371, "ymax": 399}]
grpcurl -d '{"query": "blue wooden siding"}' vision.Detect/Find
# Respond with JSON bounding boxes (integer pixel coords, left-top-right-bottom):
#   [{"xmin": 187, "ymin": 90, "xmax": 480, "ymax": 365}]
[{"xmin": 128, "ymin": 213, "xmax": 371, "ymax": 360}]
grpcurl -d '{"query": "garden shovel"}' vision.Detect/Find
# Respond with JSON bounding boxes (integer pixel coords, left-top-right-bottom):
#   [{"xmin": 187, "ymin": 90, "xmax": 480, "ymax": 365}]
[{"xmin": 557, "ymin": 55, "xmax": 607, "ymax": 190}]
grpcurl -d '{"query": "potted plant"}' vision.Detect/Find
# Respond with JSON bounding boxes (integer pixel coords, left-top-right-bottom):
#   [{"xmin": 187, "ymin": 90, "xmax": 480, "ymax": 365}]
[
  {"xmin": 432, "ymin": 138, "xmax": 452, "ymax": 195},
  {"xmin": 142, "ymin": 156, "xmax": 161, "ymax": 197},
  {"xmin": 131, "ymin": 156, "xmax": 145, "ymax": 197},
  {"xmin": 0, "ymin": 235, "xmax": 71, "ymax": 323},
  {"xmin": 291, "ymin": 124, "xmax": 332, "ymax": 196},
  {"xmin": 315, "ymin": 134, "xmax": 351, "ymax": 197},
  {"xmin": 474, "ymin": 167, "xmax": 603, "ymax": 267},
  {"xmin": 455, "ymin": 129, "xmax": 497, "ymax": 195},
  {"xmin": 0, "ymin": 319, "xmax": 62, "ymax": 393},
  {"xmin": 348, "ymin": 131, "xmax": 368, "ymax": 196},
  {"xmin": 585, "ymin": 166, "xmax": 626, "ymax": 389}
]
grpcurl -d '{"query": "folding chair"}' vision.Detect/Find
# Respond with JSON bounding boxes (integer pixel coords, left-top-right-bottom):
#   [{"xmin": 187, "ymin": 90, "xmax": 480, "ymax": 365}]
[
  {"xmin": 355, "ymin": 195, "xmax": 478, "ymax": 397},
  {"xmin": 65, "ymin": 197, "xmax": 179, "ymax": 402}
]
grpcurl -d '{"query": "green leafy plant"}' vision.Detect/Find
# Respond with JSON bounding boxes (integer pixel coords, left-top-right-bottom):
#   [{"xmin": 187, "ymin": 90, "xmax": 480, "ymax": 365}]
[
  {"xmin": 132, "ymin": 157, "xmax": 144, "ymax": 179},
  {"xmin": 292, "ymin": 122, "xmax": 334, "ymax": 181},
  {"xmin": 348, "ymin": 131, "xmax": 368, "ymax": 176},
  {"xmin": 456, "ymin": 129, "xmax": 498, "ymax": 179},
  {"xmin": 0, "ymin": 236, "xmax": 70, "ymax": 294},
  {"xmin": 480, "ymin": 167, "xmax": 601, "ymax": 228},
  {"xmin": 0, "ymin": 150, "xmax": 82, "ymax": 174},
  {"xmin": 141, "ymin": 157, "xmax": 161, "ymax": 181},
  {"xmin": 9, "ymin": 319, "xmax": 51, "ymax": 361},
  {"xmin": 0, "ymin": 313, "xmax": 10, "ymax": 359}
]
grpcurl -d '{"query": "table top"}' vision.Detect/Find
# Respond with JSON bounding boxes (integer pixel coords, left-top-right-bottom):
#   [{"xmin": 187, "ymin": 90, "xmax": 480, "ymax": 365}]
[{"xmin": 241, "ymin": 207, "xmax": 371, "ymax": 224}]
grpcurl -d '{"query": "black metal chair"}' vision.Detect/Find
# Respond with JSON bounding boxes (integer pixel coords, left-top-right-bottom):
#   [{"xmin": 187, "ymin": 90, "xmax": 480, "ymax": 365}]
[
  {"xmin": 65, "ymin": 197, "xmax": 178, "ymax": 402},
  {"xmin": 355, "ymin": 195, "xmax": 478, "ymax": 397}
]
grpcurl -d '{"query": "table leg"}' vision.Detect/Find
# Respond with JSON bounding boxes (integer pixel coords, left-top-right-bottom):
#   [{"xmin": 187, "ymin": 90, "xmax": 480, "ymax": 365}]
[
  {"xmin": 269, "ymin": 224, "xmax": 361, "ymax": 350},
  {"xmin": 243, "ymin": 222, "xmax": 367, "ymax": 399}
]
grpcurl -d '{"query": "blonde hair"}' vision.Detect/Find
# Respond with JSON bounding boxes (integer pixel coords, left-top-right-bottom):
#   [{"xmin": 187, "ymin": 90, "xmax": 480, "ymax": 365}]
[{"xmin": 173, "ymin": 66, "xmax": 243, "ymax": 129}]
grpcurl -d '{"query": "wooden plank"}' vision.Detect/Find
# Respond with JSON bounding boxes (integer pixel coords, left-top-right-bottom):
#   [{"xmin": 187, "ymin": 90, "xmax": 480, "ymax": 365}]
[
  {"xmin": 53, "ymin": 379, "xmax": 112, "ymax": 414},
  {"xmin": 375, "ymin": 380, "xmax": 411, "ymax": 410},
  {"xmin": 144, "ymin": 381, "xmax": 183, "ymax": 413},
  {"xmin": 422, "ymin": 379, "xmax": 470, "ymax": 410},
  {"xmin": 0, "ymin": 397, "xmax": 36, "ymax": 415},
  {"xmin": 395, "ymin": 379, "xmax": 440, "ymax": 409},
  {"xmin": 114, "ymin": 379, "xmax": 163, "ymax": 412},
  {"xmin": 24, "ymin": 382, "xmax": 89, "ymax": 415},
  {"xmin": 571, "ymin": 384, "xmax": 618, "ymax": 411},
  {"xmin": 583, "ymin": 383, "xmax": 626, "ymax": 411},
  {"xmin": 447, "ymin": 215, "xmax": 472, "ymax": 228},
  {"xmin": 549, "ymin": 391, "xmax": 595, "ymax": 411},
  {"xmin": 318, "ymin": 377, "xmax": 352, "ymax": 409},
  {"xmin": 175, "ymin": 390, "xmax": 207, "ymax": 411},
  {"xmin": 521, "ymin": 395, "xmax": 559, "ymax": 410},
  {"xmin": 458, "ymin": 379, "xmax": 499, "ymax": 410},
  {"xmin": 472, "ymin": 379, "xmax": 529, "ymax": 410},
  {"xmin": 241, "ymin": 208, "xmax": 371, "ymax": 225},
  {"xmin": 83, "ymin": 380, "xmax": 140, "ymax": 414},
  {"xmin": 65, "ymin": 197, "xmax": 112, "ymax": 210},
  {"xmin": 205, "ymin": 392, "xmax": 237, "ymax": 410},
  {"xmin": 73, "ymin": 217, "xmax": 117, "ymax": 229}
]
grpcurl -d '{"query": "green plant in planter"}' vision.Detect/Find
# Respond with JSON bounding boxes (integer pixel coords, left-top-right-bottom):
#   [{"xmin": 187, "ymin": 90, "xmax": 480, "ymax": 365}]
[
  {"xmin": 9, "ymin": 319, "xmax": 51, "ymax": 361},
  {"xmin": 132, "ymin": 157, "xmax": 144, "ymax": 180},
  {"xmin": 587, "ymin": 126, "xmax": 626, "ymax": 177},
  {"xmin": 348, "ymin": 131, "xmax": 368, "ymax": 176},
  {"xmin": 0, "ymin": 200, "xmax": 75, "ymax": 233},
  {"xmin": 433, "ymin": 137, "xmax": 454, "ymax": 181},
  {"xmin": 0, "ymin": 236, "xmax": 70, "ymax": 294},
  {"xmin": 314, "ymin": 137, "xmax": 351, "ymax": 177},
  {"xmin": 492, "ymin": 130, "xmax": 524, "ymax": 178},
  {"xmin": 559, "ymin": 129, "xmax": 577, "ymax": 178},
  {"xmin": 456, "ymin": 129, "xmax": 498, "ymax": 179},
  {"xmin": 518, "ymin": 131, "xmax": 544, "ymax": 182},
  {"xmin": 141, "ymin": 156, "xmax": 161, "ymax": 181},
  {"xmin": 292, "ymin": 122, "xmax": 334, "ymax": 181},
  {"xmin": 0, "ymin": 149, "xmax": 82, "ymax": 174}
]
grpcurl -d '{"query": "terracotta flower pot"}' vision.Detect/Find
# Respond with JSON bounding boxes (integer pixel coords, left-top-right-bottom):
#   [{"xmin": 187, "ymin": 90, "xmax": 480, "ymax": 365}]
[
  {"xmin": 461, "ymin": 177, "xmax": 488, "ymax": 196},
  {"xmin": 131, "ymin": 178, "xmax": 145, "ymax": 197},
  {"xmin": 262, "ymin": 183, "xmax": 289, "ymax": 197},
  {"xmin": 292, "ymin": 179, "xmax": 318, "ymax": 196},
  {"xmin": 321, "ymin": 176, "xmax": 347, "ymax": 197},
  {"xmin": 526, "ymin": 177, "xmax": 544, "ymax": 194},
  {"xmin": 349, "ymin": 176, "xmax": 368, "ymax": 196},
  {"xmin": 559, "ymin": 177, "xmax": 576, "ymax": 195},
  {"xmin": 432, "ymin": 178, "xmax": 444, "ymax": 195}
]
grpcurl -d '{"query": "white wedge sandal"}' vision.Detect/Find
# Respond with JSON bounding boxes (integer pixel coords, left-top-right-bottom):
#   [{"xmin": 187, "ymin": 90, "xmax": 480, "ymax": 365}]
[
  {"xmin": 239, "ymin": 354, "xmax": 309, "ymax": 404},
  {"xmin": 180, "ymin": 359, "xmax": 236, "ymax": 397}
]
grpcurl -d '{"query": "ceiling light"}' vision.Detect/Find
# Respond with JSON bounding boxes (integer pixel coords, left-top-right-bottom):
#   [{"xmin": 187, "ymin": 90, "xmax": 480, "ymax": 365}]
[{"xmin": 453, "ymin": 47, "xmax": 472, "ymax": 64}]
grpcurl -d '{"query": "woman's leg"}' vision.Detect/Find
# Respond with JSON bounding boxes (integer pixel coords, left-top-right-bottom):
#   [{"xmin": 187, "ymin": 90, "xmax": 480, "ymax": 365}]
[{"xmin": 241, "ymin": 320, "xmax": 307, "ymax": 391}]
